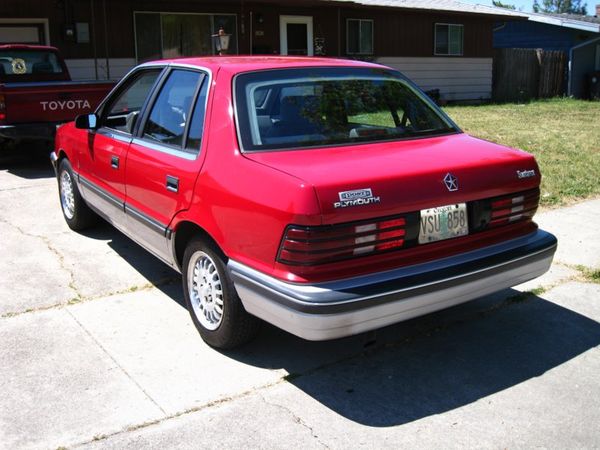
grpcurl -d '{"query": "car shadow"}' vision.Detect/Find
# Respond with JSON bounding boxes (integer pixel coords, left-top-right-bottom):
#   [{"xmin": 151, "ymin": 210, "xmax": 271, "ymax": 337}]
[
  {"xmin": 238, "ymin": 292, "xmax": 600, "ymax": 427},
  {"xmin": 80, "ymin": 223, "xmax": 600, "ymax": 427},
  {"xmin": 0, "ymin": 149, "xmax": 54, "ymax": 180}
]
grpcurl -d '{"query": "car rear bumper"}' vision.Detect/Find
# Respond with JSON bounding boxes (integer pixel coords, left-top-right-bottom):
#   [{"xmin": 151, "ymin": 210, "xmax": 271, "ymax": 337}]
[
  {"xmin": 0, "ymin": 123, "xmax": 57, "ymax": 144},
  {"xmin": 228, "ymin": 229, "xmax": 557, "ymax": 341}
]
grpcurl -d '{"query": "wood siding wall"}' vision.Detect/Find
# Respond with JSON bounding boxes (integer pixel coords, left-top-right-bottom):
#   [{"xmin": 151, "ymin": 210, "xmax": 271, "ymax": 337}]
[
  {"xmin": 0, "ymin": 0, "xmax": 496, "ymax": 59},
  {"xmin": 378, "ymin": 57, "xmax": 493, "ymax": 101},
  {"xmin": 2, "ymin": 0, "xmax": 499, "ymax": 99}
]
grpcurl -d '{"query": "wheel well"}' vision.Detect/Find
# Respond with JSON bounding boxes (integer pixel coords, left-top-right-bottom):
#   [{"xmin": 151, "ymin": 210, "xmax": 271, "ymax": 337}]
[
  {"xmin": 173, "ymin": 221, "xmax": 222, "ymax": 269},
  {"xmin": 56, "ymin": 148, "xmax": 68, "ymax": 163}
]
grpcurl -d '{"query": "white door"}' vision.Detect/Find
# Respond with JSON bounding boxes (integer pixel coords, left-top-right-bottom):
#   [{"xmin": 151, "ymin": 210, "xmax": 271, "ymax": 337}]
[{"xmin": 280, "ymin": 15, "xmax": 313, "ymax": 56}]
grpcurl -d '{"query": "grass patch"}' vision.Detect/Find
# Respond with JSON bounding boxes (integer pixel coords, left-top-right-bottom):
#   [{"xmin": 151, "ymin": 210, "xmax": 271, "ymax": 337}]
[
  {"xmin": 444, "ymin": 98, "xmax": 600, "ymax": 207},
  {"xmin": 575, "ymin": 265, "xmax": 600, "ymax": 284}
]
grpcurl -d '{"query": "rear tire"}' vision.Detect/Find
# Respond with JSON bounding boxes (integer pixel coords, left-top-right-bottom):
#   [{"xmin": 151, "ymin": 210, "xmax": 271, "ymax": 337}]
[
  {"xmin": 57, "ymin": 158, "xmax": 97, "ymax": 231},
  {"xmin": 182, "ymin": 238, "xmax": 260, "ymax": 349}
]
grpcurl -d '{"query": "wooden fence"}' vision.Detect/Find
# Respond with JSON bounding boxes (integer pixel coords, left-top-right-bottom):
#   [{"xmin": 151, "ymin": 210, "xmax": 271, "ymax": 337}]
[{"xmin": 493, "ymin": 48, "xmax": 567, "ymax": 102}]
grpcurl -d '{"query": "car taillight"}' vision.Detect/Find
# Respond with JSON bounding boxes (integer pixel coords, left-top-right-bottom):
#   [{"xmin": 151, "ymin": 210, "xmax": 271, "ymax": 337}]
[
  {"xmin": 278, "ymin": 216, "xmax": 406, "ymax": 265},
  {"xmin": 488, "ymin": 188, "xmax": 540, "ymax": 228},
  {"xmin": 0, "ymin": 94, "xmax": 6, "ymax": 122}
]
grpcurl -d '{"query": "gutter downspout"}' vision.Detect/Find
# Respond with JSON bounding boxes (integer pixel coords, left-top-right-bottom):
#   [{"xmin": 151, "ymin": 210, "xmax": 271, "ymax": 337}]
[
  {"xmin": 90, "ymin": 0, "xmax": 98, "ymax": 80},
  {"xmin": 102, "ymin": 0, "xmax": 110, "ymax": 80},
  {"xmin": 568, "ymin": 35, "xmax": 600, "ymax": 96}
]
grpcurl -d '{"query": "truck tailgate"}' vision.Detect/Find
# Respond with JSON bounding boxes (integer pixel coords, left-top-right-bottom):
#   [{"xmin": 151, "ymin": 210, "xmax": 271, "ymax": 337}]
[{"xmin": 1, "ymin": 80, "xmax": 115, "ymax": 124}]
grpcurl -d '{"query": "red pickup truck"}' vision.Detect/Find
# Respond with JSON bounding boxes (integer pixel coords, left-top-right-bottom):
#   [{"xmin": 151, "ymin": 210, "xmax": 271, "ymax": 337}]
[
  {"xmin": 0, "ymin": 44, "xmax": 114, "ymax": 149},
  {"xmin": 51, "ymin": 56, "xmax": 557, "ymax": 349}
]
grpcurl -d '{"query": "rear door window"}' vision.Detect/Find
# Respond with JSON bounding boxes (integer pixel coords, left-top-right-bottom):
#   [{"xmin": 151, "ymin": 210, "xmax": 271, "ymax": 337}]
[{"xmin": 142, "ymin": 69, "xmax": 205, "ymax": 154}]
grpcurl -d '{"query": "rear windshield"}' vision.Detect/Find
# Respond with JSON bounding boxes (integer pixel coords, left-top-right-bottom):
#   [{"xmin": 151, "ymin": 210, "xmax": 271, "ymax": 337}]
[
  {"xmin": 235, "ymin": 67, "xmax": 458, "ymax": 151},
  {"xmin": 0, "ymin": 49, "xmax": 66, "ymax": 82}
]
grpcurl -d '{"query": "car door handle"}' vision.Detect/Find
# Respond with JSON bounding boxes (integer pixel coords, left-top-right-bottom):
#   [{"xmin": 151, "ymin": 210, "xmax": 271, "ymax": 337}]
[
  {"xmin": 166, "ymin": 175, "xmax": 179, "ymax": 193},
  {"xmin": 111, "ymin": 155, "xmax": 119, "ymax": 169}
]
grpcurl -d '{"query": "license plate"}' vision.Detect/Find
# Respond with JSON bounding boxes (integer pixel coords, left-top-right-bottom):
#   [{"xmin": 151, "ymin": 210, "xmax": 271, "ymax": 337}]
[{"xmin": 419, "ymin": 203, "xmax": 469, "ymax": 244}]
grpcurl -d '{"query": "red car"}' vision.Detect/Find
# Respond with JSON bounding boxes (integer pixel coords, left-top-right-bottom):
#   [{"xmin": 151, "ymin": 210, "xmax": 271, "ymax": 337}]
[{"xmin": 51, "ymin": 57, "xmax": 557, "ymax": 349}]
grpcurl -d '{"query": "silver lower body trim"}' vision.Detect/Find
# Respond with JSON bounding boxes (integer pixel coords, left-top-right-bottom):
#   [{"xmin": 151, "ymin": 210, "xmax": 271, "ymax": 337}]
[{"xmin": 228, "ymin": 230, "xmax": 557, "ymax": 341}]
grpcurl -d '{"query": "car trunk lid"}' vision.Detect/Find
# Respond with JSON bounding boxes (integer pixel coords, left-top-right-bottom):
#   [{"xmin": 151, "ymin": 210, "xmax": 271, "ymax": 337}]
[{"xmin": 244, "ymin": 133, "xmax": 541, "ymax": 224}]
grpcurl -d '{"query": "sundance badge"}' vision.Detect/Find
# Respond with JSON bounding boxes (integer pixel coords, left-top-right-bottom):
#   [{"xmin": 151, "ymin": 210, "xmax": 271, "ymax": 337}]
[
  {"xmin": 334, "ymin": 188, "xmax": 381, "ymax": 208},
  {"xmin": 517, "ymin": 169, "xmax": 536, "ymax": 179}
]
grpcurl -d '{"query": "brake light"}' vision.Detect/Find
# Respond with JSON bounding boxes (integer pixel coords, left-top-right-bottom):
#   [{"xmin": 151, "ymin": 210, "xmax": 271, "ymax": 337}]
[
  {"xmin": 0, "ymin": 94, "xmax": 6, "ymax": 121},
  {"xmin": 489, "ymin": 188, "xmax": 539, "ymax": 228},
  {"xmin": 278, "ymin": 216, "xmax": 406, "ymax": 265}
]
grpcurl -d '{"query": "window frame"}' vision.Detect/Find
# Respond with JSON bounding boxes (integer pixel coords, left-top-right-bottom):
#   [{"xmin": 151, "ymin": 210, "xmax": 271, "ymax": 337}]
[
  {"xmin": 346, "ymin": 18, "xmax": 374, "ymax": 55},
  {"xmin": 135, "ymin": 65, "xmax": 210, "ymax": 159},
  {"xmin": 434, "ymin": 23, "xmax": 464, "ymax": 57}
]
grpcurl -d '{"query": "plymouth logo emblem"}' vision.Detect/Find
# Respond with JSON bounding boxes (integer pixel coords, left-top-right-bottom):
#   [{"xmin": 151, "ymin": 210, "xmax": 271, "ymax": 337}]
[{"xmin": 444, "ymin": 173, "xmax": 458, "ymax": 191}]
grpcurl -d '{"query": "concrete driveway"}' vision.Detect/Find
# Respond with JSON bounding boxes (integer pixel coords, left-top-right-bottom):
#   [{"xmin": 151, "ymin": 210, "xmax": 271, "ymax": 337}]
[{"xmin": 1, "ymin": 155, "xmax": 599, "ymax": 449}]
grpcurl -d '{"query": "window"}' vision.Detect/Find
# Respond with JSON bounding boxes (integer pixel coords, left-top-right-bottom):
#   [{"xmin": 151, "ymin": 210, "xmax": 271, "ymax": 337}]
[
  {"xmin": 347, "ymin": 19, "xmax": 373, "ymax": 55},
  {"xmin": 103, "ymin": 70, "xmax": 161, "ymax": 134},
  {"xmin": 596, "ymin": 44, "xmax": 600, "ymax": 71},
  {"xmin": 186, "ymin": 78, "xmax": 209, "ymax": 152},
  {"xmin": 435, "ymin": 24, "xmax": 463, "ymax": 56},
  {"xmin": 143, "ymin": 69, "xmax": 204, "ymax": 151},
  {"xmin": 134, "ymin": 12, "xmax": 238, "ymax": 62},
  {"xmin": 235, "ymin": 67, "xmax": 457, "ymax": 152},
  {"xmin": 0, "ymin": 49, "xmax": 64, "ymax": 82}
]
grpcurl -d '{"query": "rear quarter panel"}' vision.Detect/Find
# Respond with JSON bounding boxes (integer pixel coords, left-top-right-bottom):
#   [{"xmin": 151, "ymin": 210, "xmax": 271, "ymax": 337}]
[{"xmin": 170, "ymin": 69, "xmax": 322, "ymax": 275}]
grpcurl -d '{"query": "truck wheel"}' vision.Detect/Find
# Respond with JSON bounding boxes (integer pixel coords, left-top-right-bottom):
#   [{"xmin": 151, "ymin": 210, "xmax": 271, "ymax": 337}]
[
  {"xmin": 58, "ymin": 158, "xmax": 97, "ymax": 231},
  {"xmin": 182, "ymin": 238, "xmax": 260, "ymax": 349}
]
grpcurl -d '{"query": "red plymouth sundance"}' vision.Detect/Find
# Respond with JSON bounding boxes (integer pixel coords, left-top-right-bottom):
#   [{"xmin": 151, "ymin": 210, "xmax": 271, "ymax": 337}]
[{"xmin": 51, "ymin": 57, "xmax": 557, "ymax": 349}]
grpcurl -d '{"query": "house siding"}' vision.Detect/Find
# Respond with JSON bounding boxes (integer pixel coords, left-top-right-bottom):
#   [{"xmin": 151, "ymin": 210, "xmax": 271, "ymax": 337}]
[
  {"xmin": 494, "ymin": 20, "xmax": 596, "ymax": 52},
  {"xmin": 378, "ymin": 57, "xmax": 492, "ymax": 100},
  {"xmin": 0, "ymin": 0, "xmax": 510, "ymax": 100}
]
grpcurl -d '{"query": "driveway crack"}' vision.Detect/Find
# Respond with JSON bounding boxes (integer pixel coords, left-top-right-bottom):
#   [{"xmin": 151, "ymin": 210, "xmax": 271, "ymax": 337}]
[
  {"xmin": 0, "ymin": 217, "xmax": 83, "ymax": 301},
  {"xmin": 259, "ymin": 393, "xmax": 330, "ymax": 449}
]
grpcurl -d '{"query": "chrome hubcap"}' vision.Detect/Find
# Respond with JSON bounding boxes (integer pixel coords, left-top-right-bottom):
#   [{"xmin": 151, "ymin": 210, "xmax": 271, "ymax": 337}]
[
  {"xmin": 188, "ymin": 251, "xmax": 224, "ymax": 330},
  {"xmin": 60, "ymin": 170, "xmax": 75, "ymax": 220}
]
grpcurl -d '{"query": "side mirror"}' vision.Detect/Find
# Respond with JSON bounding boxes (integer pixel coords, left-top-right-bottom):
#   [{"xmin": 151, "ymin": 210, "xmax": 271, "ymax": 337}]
[{"xmin": 75, "ymin": 113, "xmax": 98, "ymax": 130}]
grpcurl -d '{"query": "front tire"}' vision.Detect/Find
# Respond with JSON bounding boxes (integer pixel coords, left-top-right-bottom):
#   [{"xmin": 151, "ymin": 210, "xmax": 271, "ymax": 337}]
[
  {"xmin": 182, "ymin": 238, "xmax": 260, "ymax": 349},
  {"xmin": 57, "ymin": 158, "xmax": 97, "ymax": 231}
]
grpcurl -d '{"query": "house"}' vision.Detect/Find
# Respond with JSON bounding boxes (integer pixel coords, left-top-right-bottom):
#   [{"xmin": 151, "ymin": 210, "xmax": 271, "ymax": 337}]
[
  {"xmin": 0, "ymin": 0, "xmax": 526, "ymax": 102},
  {"xmin": 494, "ymin": 5, "xmax": 600, "ymax": 98}
]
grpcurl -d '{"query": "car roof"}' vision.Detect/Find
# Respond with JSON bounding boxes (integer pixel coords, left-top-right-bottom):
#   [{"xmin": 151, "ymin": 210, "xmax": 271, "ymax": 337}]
[{"xmin": 141, "ymin": 56, "xmax": 386, "ymax": 74}]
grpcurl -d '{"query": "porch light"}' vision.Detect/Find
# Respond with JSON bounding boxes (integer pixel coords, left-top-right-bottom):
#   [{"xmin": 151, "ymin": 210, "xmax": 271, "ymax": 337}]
[{"xmin": 212, "ymin": 27, "xmax": 231, "ymax": 55}]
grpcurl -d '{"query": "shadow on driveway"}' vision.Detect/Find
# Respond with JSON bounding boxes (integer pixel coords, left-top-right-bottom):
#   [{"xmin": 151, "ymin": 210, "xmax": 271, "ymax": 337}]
[
  {"xmin": 0, "ymin": 150, "xmax": 54, "ymax": 180},
  {"xmin": 73, "ymin": 222, "xmax": 600, "ymax": 427},
  {"xmin": 242, "ymin": 293, "xmax": 600, "ymax": 426}
]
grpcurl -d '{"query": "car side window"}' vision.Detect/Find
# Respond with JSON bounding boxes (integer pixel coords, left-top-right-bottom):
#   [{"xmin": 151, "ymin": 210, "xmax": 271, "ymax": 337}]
[
  {"xmin": 185, "ymin": 77, "xmax": 209, "ymax": 153},
  {"xmin": 103, "ymin": 69, "xmax": 161, "ymax": 134},
  {"xmin": 143, "ymin": 69, "xmax": 203, "ymax": 150}
]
